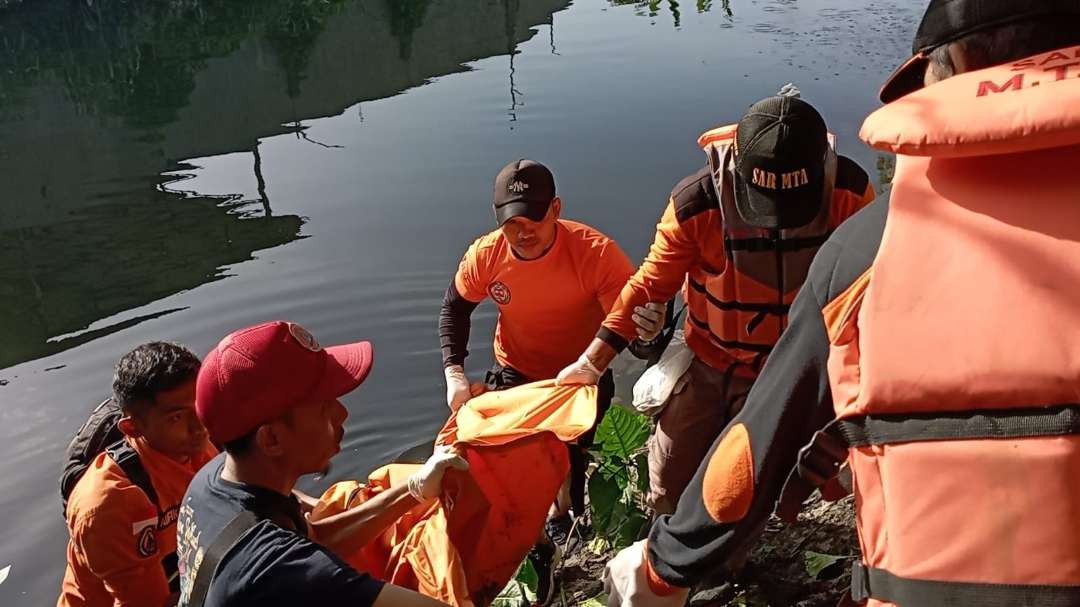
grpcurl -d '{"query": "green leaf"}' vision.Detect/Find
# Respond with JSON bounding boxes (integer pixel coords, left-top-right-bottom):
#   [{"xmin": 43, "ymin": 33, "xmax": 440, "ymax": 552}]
[
  {"xmin": 579, "ymin": 594, "xmax": 609, "ymax": 607},
  {"xmin": 515, "ymin": 557, "xmax": 538, "ymax": 597},
  {"xmin": 804, "ymin": 551, "xmax": 851, "ymax": 580},
  {"xmin": 588, "ymin": 535, "xmax": 611, "ymax": 555},
  {"xmin": 0, "ymin": 564, "xmax": 9, "ymax": 587},
  {"xmin": 592, "ymin": 406, "xmax": 650, "ymax": 463},
  {"xmin": 589, "ymin": 472, "xmax": 623, "ymax": 534},
  {"xmin": 491, "ymin": 580, "xmax": 529, "ymax": 607},
  {"xmin": 613, "ymin": 509, "xmax": 649, "ymax": 550}
]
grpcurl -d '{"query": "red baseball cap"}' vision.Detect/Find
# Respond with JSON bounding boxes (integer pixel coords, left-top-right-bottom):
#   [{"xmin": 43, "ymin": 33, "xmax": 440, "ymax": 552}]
[{"xmin": 196, "ymin": 321, "xmax": 374, "ymax": 444}]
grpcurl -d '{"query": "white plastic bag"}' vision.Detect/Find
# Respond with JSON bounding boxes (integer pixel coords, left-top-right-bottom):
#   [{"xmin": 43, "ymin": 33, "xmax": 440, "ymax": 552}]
[{"xmin": 631, "ymin": 330, "xmax": 693, "ymax": 417}]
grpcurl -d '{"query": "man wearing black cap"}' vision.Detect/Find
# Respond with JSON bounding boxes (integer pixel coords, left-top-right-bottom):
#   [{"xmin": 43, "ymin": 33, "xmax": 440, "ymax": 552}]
[
  {"xmin": 438, "ymin": 159, "xmax": 635, "ymax": 600},
  {"xmin": 599, "ymin": 3, "xmax": 1080, "ymax": 606},
  {"xmin": 557, "ymin": 92, "xmax": 874, "ymax": 515}
]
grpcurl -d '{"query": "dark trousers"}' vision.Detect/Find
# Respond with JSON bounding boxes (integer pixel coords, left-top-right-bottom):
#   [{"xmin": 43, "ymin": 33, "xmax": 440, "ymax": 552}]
[{"xmin": 484, "ymin": 364, "xmax": 614, "ymax": 517}]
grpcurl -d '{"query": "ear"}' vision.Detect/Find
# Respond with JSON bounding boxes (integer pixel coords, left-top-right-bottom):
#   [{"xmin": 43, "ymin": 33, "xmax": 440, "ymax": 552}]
[
  {"xmin": 549, "ymin": 197, "xmax": 562, "ymax": 220},
  {"xmin": 254, "ymin": 423, "xmax": 286, "ymax": 457},
  {"xmin": 117, "ymin": 416, "xmax": 141, "ymax": 438}
]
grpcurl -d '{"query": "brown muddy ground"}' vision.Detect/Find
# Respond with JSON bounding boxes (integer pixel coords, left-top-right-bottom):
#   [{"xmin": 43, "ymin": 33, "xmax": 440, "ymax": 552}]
[{"xmin": 557, "ymin": 495, "xmax": 857, "ymax": 607}]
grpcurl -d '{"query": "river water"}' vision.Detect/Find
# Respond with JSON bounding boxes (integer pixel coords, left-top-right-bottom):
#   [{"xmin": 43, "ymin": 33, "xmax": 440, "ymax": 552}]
[{"xmin": 0, "ymin": 0, "xmax": 919, "ymax": 603}]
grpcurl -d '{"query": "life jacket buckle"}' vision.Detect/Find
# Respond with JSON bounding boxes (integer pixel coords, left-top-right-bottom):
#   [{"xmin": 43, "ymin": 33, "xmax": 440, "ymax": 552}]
[{"xmin": 849, "ymin": 561, "xmax": 870, "ymax": 604}]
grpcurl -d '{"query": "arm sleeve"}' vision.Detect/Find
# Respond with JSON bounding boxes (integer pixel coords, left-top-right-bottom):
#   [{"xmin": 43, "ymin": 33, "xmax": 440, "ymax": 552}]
[
  {"xmin": 439, "ymin": 281, "xmax": 480, "ymax": 368},
  {"xmin": 592, "ymin": 238, "xmax": 636, "ymax": 313},
  {"xmin": 645, "ymin": 242, "xmax": 839, "ymax": 588},
  {"xmin": 76, "ymin": 508, "xmax": 171, "ymax": 607},
  {"xmin": 597, "ymin": 201, "xmax": 702, "ymax": 351},
  {"xmin": 645, "ymin": 197, "xmax": 889, "ymax": 588},
  {"xmin": 441, "ymin": 240, "xmax": 488, "ymax": 368}
]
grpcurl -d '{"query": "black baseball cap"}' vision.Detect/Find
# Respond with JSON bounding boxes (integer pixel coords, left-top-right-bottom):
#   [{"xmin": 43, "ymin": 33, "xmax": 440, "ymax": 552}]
[
  {"xmin": 880, "ymin": 0, "xmax": 1080, "ymax": 103},
  {"xmin": 492, "ymin": 159, "xmax": 556, "ymax": 225},
  {"xmin": 731, "ymin": 96, "xmax": 829, "ymax": 230}
]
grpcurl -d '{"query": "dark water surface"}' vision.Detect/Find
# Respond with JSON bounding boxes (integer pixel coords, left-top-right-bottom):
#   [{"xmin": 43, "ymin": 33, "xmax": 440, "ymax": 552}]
[{"xmin": 0, "ymin": 0, "xmax": 918, "ymax": 602}]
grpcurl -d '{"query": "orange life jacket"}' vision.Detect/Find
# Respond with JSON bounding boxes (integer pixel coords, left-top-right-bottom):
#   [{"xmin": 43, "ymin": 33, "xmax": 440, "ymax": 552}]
[
  {"xmin": 825, "ymin": 45, "xmax": 1080, "ymax": 607},
  {"xmin": 312, "ymin": 381, "xmax": 598, "ymax": 606},
  {"xmin": 692, "ymin": 125, "xmax": 838, "ymax": 371}
]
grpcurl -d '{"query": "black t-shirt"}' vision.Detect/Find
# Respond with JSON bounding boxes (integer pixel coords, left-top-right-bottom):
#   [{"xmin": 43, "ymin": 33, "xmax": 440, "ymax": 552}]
[{"xmin": 176, "ymin": 454, "xmax": 385, "ymax": 607}]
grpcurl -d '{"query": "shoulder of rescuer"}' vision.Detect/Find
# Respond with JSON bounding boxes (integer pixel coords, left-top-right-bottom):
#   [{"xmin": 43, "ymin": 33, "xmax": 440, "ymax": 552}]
[
  {"xmin": 675, "ymin": 125, "xmax": 873, "ymax": 229},
  {"xmin": 642, "ymin": 39, "xmax": 1080, "ymax": 599},
  {"xmin": 60, "ymin": 398, "xmax": 181, "ymax": 516},
  {"xmin": 595, "ymin": 127, "xmax": 873, "ymax": 357}
]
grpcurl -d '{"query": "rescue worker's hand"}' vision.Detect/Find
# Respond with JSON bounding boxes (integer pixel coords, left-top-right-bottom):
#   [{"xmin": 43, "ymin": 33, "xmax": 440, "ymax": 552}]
[
  {"xmin": 556, "ymin": 354, "xmax": 602, "ymax": 386},
  {"xmin": 444, "ymin": 365, "xmax": 471, "ymax": 411},
  {"xmin": 604, "ymin": 540, "xmax": 689, "ymax": 607},
  {"xmin": 633, "ymin": 302, "xmax": 666, "ymax": 343},
  {"xmin": 407, "ymin": 446, "xmax": 469, "ymax": 501}
]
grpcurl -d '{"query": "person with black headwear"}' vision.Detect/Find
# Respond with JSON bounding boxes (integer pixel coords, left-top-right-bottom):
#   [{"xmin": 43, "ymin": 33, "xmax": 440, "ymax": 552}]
[
  {"xmin": 557, "ymin": 91, "xmax": 874, "ymax": 515},
  {"xmin": 438, "ymin": 159, "xmax": 637, "ymax": 604},
  {"xmin": 598, "ymin": 1, "xmax": 1080, "ymax": 605}
]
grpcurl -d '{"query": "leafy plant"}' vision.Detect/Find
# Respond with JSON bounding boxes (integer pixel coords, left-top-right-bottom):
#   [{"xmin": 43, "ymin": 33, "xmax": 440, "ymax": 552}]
[
  {"xmin": 492, "ymin": 559, "xmax": 538, "ymax": 607},
  {"xmin": 588, "ymin": 404, "xmax": 651, "ymax": 550},
  {"xmin": 804, "ymin": 550, "xmax": 851, "ymax": 581}
]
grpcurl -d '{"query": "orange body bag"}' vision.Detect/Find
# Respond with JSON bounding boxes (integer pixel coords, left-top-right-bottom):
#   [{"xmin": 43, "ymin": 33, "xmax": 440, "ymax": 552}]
[{"xmin": 313, "ymin": 381, "xmax": 597, "ymax": 606}]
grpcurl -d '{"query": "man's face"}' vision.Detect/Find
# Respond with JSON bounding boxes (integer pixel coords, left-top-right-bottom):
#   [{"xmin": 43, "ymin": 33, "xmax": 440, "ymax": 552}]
[
  {"xmin": 131, "ymin": 379, "xmax": 210, "ymax": 460},
  {"xmin": 500, "ymin": 198, "xmax": 560, "ymax": 260},
  {"xmin": 278, "ymin": 398, "xmax": 349, "ymax": 475}
]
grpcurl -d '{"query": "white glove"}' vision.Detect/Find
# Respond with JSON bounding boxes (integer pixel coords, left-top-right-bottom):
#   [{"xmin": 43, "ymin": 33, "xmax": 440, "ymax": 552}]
[
  {"xmin": 777, "ymin": 82, "xmax": 801, "ymax": 98},
  {"xmin": 633, "ymin": 302, "xmax": 667, "ymax": 343},
  {"xmin": 444, "ymin": 365, "xmax": 471, "ymax": 411},
  {"xmin": 604, "ymin": 540, "xmax": 690, "ymax": 607},
  {"xmin": 556, "ymin": 354, "xmax": 603, "ymax": 386},
  {"xmin": 406, "ymin": 446, "xmax": 469, "ymax": 501}
]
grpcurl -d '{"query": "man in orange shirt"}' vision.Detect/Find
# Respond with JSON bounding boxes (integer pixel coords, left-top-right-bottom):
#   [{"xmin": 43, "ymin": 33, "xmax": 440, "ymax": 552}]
[
  {"xmin": 58, "ymin": 342, "xmax": 218, "ymax": 607},
  {"xmin": 439, "ymin": 159, "xmax": 635, "ymax": 597},
  {"xmin": 558, "ymin": 95, "xmax": 875, "ymax": 514}
]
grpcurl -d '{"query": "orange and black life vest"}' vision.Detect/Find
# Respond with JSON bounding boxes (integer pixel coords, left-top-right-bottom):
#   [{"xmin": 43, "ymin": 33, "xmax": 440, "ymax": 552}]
[
  {"xmin": 803, "ymin": 45, "xmax": 1080, "ymax": 607},
  {"xmin": 687, "ymin": 125, "xmax": 855, "ymax": 371},
  {"xmin": 597, "ymin": 127, "xmax": 872, "ymax": 376}
]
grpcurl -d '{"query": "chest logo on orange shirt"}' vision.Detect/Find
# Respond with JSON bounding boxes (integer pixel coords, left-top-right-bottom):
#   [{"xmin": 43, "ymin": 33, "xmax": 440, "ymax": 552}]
[
  {"xmin": 488, "ymin": 281, "xmax": 512, "ymax": 305},
  {"xmin": 137, "ymin": 525, "xmax": 158, "ymax": 558}
]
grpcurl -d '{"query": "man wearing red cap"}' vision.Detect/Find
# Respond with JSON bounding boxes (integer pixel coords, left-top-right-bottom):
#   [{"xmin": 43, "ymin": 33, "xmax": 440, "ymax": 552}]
[{"xmin": 176, "ymin": 321, "xmax": 462, "ymax": 607}]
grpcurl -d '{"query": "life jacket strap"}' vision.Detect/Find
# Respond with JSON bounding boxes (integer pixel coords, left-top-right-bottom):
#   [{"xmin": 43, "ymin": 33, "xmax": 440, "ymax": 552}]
[
  {"xmin": 186, "ymin": 510, "xmax": 259, "ymax": 607},
  {"xmin": 723, "ymin": 233, "xmax": 831, "ymax": 254},
  {"xmin": 850, "ymin": 562, "xmax": 1080, "ymax": 607},
  {"xmin": 687, "ymin": 310, "xmax": 774, "ymax": 354},
  {"xmin": 687, "ymin": 278, "xmax": 791, "ymax": 315},
  {"xmin": 106, "ymin": 440, "xmax": 161, "ymax": 514},
  {"xmin": 774, "ymin": 405, "xmax": 1080, "ymax": 523},
  {"xmin": 837, "ymin": 403, "xmax": 1080, "ymax": 447}
]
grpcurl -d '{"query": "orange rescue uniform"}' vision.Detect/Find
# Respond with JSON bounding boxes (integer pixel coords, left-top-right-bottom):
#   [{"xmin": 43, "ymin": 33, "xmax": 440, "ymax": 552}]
[
  {"xmin": 58, "ymin": 437, "xmax": 217, "ymax": 607},
  {"xmin": 597, "ymin": 127, "xmax": 874, "ymax": 375},
  {"xmin": 641, "ymin": 45, "xmax": 1080, "ymax": 607},
  {"xmin": 454, "ymin": 219, "xmax": 634, "ymax": 380}
]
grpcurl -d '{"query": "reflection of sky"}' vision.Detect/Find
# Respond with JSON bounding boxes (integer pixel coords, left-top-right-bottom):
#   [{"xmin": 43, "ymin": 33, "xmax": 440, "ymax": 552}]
[{"xmin": 0, "ymin": 1, "xmax": 920, "ymax": 604}]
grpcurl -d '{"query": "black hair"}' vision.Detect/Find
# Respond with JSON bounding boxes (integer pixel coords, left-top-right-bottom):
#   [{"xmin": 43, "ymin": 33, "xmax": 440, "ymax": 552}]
[
  {"xmin": 930, "ymin": 16, "xmax": 1080, "ymax": 78},
  {"xmin": 112, "ymin": 342, "xmax": 201, "ymax": 417},
  {"xmin": 222, "ymin": 430, "xmax": 258, "ymax": 456}
]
